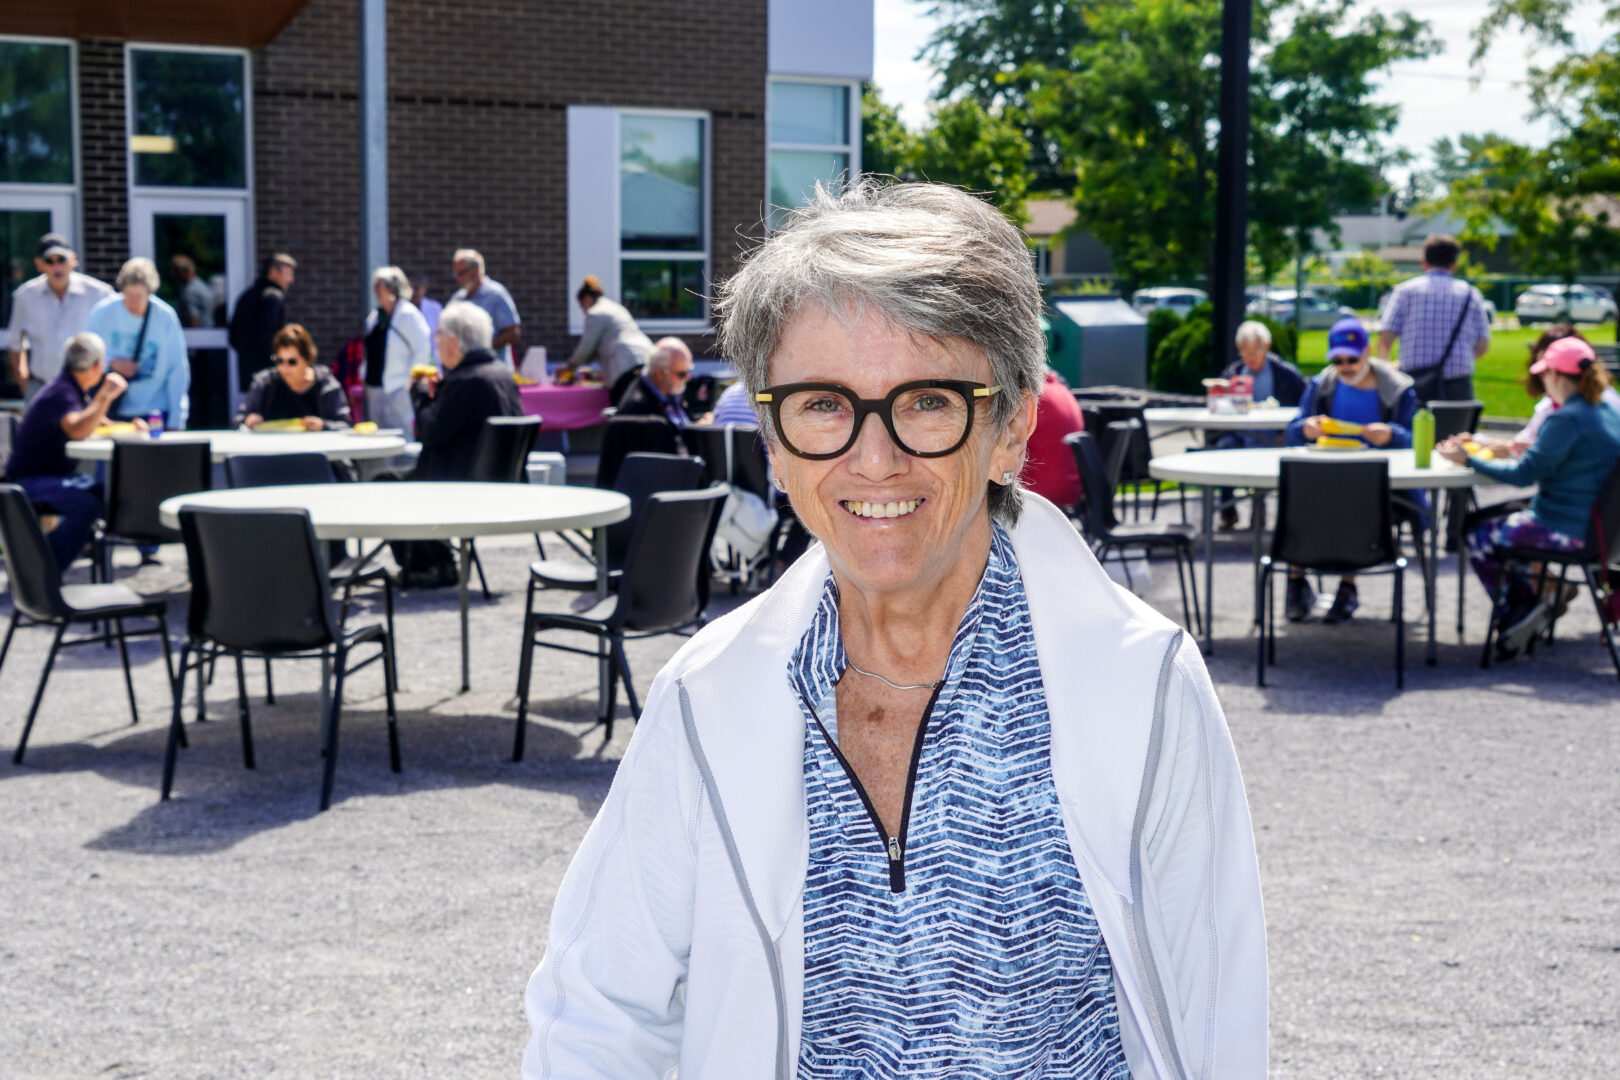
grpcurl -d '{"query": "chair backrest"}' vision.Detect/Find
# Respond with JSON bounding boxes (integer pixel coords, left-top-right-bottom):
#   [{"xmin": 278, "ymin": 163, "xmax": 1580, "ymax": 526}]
[
  {"xmin": 1080, "ymin": 404, "xmax": 1150, "ymax": 482},
  {"xmin": 605, "ymin": 453, "xmax": 707, "ymax": 570},
  {"xmin": 678, "ymin": 425, "xmax": 772, "ymax": 501},
  {"xmin": 614, "ymin": 485, "xmax": 729, "ymax": 633},
  {"xmin": 1064, "ymin": 431, "xmax": 1117, "ymax": 535},
  {"xmin": 1272, "ymin": 457, "xmax": 1397, "ymax": 573},
  {"xmin": 0, "ymin": 484, "xmax": 68, "ymax": 620},
  {"xmin": 106, "ymin": 439, "xmax": 213, "ymax": 544},
  {"xmin": 678, "ymin": 426, "xmax": 730, "ymax": 489},
  {"xmin": 467, "ymin": 415, "xmax": 542, "ymax": 484},
  {"xmin": 1590, "ymin": 458, "xmax": 1620, "ymax": 564},
  {"xmin": 1104, "ymin": 419, "xmax": 1141, "ymax": 489},
  {"xmin": 1427, "ymin": 399, "xmax": 1485, "ymax": 441},
  {"xmin": 225, "ymin": 451, "xmax": 336, "ymax": 489},
  {"xmin": 0, "ymin": 412, "xmax": 16, "ymax": 475},
  {"xmin": 596, "ymin": 415, "xmax": 681, "ymax": 489},
  {"xmin": 178, "ymin": 505, "xmax": 339, "ymax": 653}
]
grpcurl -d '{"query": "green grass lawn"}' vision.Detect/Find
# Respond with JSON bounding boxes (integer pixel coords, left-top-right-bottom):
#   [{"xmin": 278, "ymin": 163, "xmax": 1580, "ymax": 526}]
[{"xmin": 1294, "ymin": 325, "xmax": 1552, "ymax": 420}]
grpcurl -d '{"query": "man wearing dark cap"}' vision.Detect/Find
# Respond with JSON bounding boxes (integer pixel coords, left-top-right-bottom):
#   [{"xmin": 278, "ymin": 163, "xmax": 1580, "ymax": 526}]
[
  {"xmin": 4, "ymin": 234, "xmax": 114, "ymax": 400},
  {"xmin": 228, "ymin": 252, "xmax": 296, "ymax": 390}
]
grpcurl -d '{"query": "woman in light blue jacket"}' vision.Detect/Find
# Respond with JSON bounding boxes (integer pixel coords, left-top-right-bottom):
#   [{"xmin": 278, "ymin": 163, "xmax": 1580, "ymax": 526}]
[{"xmin": 85, "ymin": 258, "xmax": 190, "ymax": 429}]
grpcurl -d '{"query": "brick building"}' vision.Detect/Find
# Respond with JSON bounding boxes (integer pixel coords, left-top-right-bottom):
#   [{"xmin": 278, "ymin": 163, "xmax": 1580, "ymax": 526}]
[{"xmin": 0, "ymin": 0, "xmax": 872, "ymax": 425}]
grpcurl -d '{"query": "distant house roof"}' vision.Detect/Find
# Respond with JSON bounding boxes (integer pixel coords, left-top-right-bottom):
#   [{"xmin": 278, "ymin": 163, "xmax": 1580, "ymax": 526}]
[
  {"xmin": 1027, "ymin": 198, "xmax": 1077, "ymax": 239},
  {"xmin": 620, "ymin": 168, "xmax": 701, "ymax": 245}
]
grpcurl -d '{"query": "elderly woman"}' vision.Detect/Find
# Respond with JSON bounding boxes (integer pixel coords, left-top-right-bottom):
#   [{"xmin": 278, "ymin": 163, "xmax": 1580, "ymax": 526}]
[
  {"xmin": 1213, "ymin": 320, "xmax": 1308, "ymax": 529},
  {"xmin": 522, "ymin": 182, "xmax": 1266, "ymax": 1078},
  {"xmin": 362, "ymin": 265, "xmax": 432, "ymax": 436},
  {"xmin": 84, "ymin": 257, "xmax": 190, "ymax": 429},
  {"xmin": 236, "ymin": 324, "xmax": 351, "ymax": 430}
]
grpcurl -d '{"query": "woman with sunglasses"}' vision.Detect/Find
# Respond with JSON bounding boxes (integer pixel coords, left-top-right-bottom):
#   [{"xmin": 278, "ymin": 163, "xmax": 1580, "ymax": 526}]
[
  {"xmin": 1281, "ymin": 316, "xmax": 1421, "ymax": 622},
  {"xmin": 236, "ymin": 323, "xmax": 351, "ymax": 430},
  {"xmin": 522, "ymin": 181, "xmax": 1266, "ymax": 1080}
]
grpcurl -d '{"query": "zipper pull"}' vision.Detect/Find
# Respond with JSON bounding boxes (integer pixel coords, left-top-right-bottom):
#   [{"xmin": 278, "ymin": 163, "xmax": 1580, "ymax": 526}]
[
  {"xmin": 887, "ymin": 836, "xmax": 902, "ymax": 862},
  {"xmin": 886, "ymin": 835, "xmax": 905, "ymax": 893}
]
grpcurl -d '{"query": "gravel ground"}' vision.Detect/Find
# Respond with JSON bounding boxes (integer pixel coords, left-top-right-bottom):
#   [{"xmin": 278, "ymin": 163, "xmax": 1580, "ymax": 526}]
[{"xmin": 1, "ymin": 513, "xmax": 1616, "ymax": 1078}]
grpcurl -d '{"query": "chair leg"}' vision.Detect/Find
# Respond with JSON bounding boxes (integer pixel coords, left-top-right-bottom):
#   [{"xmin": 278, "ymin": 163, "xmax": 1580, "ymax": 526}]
[
  {"xmin": 161, "ymin": 641, "xmax": 192, "ymax": 800},
  {"xmin": 1395, "ymin": 563, "xmax": 1406, "ymax": 690},
  {"xmin": 1267, "ymin": 564, "xmax": 1278, "ymax": 666},
  {"xmin": 613, "ymin": 637, "xmax": 641, "ymax": 720},
  {"xmin": 381, "ymin": 576, "xmax": 398, "ymax": 692},
  {"xmin": 533, "ymin": 532, "xmax": 547, "ymax": 560},
  {"xmin": 195, "ymin": 645, "xmax": 209, "ymax": 723},
  {"xmin": 601, "ymin": 633, "xmax": 620, "ymax": 741},
  {"xmin": 1257, "ymin": 564, "xmax": 1269, "ymax": 687},
  {"xmin": 264, "ymin": 658, "xmax": 275, "ymax": 705},
  {"xmin": 512, "ymin": 614, "xmax": 536, "ymax": 763},
  {"xmin": 156, "ymin": 619, "xmax": 185, "ymax": 750},
  {"xmin": 114, "ymin": 618, "xmax": 139, "ymax": 724},
  {"xmin": 1479, "ymin": 579, "xmax": 1504, "ymax": 669},
  {"xmin": 0, "ymin": 609, "xmax": 19, "ymax": 675},
  {"xmin": 1173, "ymin": 546, "xmax": 1194, "ymax": 635},
  {"xmin": 1584, "ymin": 565, "xmax": 1620, "ymax": 681},
  {"xmin": 380, "ymin": 637, "xmax": 401, "ymax": 772},
  {"xmin": 233, "ymin": 654, "xmax": 255, "ymax": 769},
  {"xmin": 1525, "ymin": 562, "xmax": 1552, "ymax": 656},
  {"xmin": 1543, "ymin": 563, "xmax": 1572, "ymax": 645},
  {"xmin": 470, "ymin": 541, "xmax": 492, "ymax": 601},
  {"xmin": 319, "ymin": 647, "xmax": 349, "ymax": 811},
  {"xmin": 12, "ymin": 622, "xmax": 67, "ymax": 764}
]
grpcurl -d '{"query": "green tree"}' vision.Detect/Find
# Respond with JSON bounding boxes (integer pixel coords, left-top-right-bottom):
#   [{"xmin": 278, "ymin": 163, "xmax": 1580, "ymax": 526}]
[
  {"xmin": 908, "ymin": 97, "xmax": 1033, "ymax": 223},
  {"xmin": 860, "ymin": 83, "xmax": 914, "ymax": 178},
  {"xmin": 916, "ymin": 0, "xmax": 1093, "ymax": 191},
  {"xmin": 1023, "ymin": 0, "xmax": 1432, "ymax": 292}
]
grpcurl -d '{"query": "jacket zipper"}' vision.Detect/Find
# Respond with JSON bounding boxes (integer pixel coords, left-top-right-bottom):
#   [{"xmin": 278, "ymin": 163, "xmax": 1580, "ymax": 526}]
[{"xmin": 811, "ymin": 680, "xmax": 941, "ymax": 894}]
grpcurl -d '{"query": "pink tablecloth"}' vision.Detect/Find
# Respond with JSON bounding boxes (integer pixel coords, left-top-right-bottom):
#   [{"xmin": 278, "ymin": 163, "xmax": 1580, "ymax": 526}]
[{"xmin": 519, "ymin": 384, "xmax": 613, "ymax": 431}]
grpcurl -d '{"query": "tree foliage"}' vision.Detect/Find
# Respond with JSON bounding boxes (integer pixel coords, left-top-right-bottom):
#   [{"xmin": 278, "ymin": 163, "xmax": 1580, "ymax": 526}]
[{"xmin": 860, "ymin": 82, "xmax": 913, "ymax": 178}]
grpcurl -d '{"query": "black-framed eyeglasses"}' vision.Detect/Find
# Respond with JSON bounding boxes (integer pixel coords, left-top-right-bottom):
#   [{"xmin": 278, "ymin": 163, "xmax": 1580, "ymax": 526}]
[
  {"xmin": 754, "ymin": 379, "xmax": 1003, "ymax": 460},
  {"xmin": 275, "ymin": 355, "xmax": 304, "ymax": 367},
  {"xmin": 1329, "ymin": 355, "xmax": 1361, "ymax": 367},
  {"xmin": 41, "ymin": 255, "xmax": 67, "ymax": 266}
]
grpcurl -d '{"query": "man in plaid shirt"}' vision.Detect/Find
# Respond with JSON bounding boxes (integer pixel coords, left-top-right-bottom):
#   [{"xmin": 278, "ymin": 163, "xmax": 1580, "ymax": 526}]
[{"xmin": 1375, "ymin": 234, "xmax": 1491, "ymax": 402}]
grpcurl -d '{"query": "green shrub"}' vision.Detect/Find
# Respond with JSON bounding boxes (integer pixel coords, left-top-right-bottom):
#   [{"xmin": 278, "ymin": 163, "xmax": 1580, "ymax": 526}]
[
  {"xmin": 1250, "ymin": 313, "xmax": 1297, "ymax": 364},
  {"xmin": 1145, "ymin": 308, "xmax": 1182, "ymax": 369},
  {"xmin": 1151, "ymin": 311, "xmax": 1215, "ymax": 394}
]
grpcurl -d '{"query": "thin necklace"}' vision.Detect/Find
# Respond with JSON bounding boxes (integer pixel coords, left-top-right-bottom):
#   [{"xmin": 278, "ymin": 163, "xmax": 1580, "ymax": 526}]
[{"xmin": 844, "ymin": 660, "xmax": 940, "ymax": 692}]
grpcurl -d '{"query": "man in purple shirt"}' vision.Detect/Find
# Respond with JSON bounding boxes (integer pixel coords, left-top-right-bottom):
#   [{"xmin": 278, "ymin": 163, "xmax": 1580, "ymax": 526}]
[{"xmin": 5, "ymin": 332, "xmax": 139, "ymax": 570}]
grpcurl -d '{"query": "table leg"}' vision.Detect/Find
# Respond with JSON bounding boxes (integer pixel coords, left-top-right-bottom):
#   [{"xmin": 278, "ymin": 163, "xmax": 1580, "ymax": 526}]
[
  {"xmin": 594, "ymin": 525, "xmax": 610, "ymax": 723},
  {"xmin": 1251, "ymin": 490, "xmax": 1265, "ymax": 627},
  {"xmin": 1201, "ymin": 486, "xmax": 1215, "ymax": 655},
  {"xmin": 458, "ymin": 537, "xmax": 472, "ymax": 693},
  {"xmin": 1426, "ymin": 486, "xmax": 1440, "ymax": 667}
]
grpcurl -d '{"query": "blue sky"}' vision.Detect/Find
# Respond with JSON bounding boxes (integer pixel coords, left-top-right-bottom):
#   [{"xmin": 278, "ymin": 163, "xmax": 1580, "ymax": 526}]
[{"xmin": 871, "ymin": 0, "xmax": 1609, "ymax": 180}]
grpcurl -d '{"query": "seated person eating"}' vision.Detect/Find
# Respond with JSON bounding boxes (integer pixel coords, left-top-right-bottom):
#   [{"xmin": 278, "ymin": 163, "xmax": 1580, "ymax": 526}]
[{"xmin": 237, "ymin": 324, "xmax": 352, "ymax": 430}]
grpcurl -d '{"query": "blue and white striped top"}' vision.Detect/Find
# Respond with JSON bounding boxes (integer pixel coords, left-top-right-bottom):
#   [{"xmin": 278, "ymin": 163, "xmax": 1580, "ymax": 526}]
[{"xmin": 791, "ymin": 524, "xmax": 1130, "ymax": 1078}]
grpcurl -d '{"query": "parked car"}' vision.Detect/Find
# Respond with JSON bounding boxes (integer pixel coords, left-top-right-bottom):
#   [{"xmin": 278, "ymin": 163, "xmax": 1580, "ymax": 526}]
[
  {"xmin": 1131, "ymin": 287, "xmax": 1208, "ymax": 318},
  {"xmin": 1247, "ymin": 289, "xmax": 1359, "ymax": 330},
  {"xmin": 1515, "ymin": 284, "xmax": 1619, "ymax": 325}
]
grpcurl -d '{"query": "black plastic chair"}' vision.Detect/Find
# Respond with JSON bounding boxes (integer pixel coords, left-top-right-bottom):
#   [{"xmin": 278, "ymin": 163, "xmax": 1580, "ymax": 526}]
[
  {"xmin": 513, "ymin": 485, "xmax": 727, "ymax": 758},
  {"xmin": 1479, "ymin": 459, "xmax": 1620, "ymax": 680},
  {"xmin": 1427, "ymin": 399, "xmax": 1485, "ymax": 441},
  {"xmin": 596, "ymin": 416, "xmax": 682, "ymax": 490},
  {"xmin": 1065, "ymin": 430, "xmax": 1201, "ymax": 634},
  {"xmin": 224, "ymin": 451, "xmax": 396, "ymax": 696},
  {"xmin": 530, "ymin": 452, "xmax": 705, "ymax": 593},
  {"xmin": 0, "ymin": 484, "xmax": 176, "ymax": 763},
  {"xmin": 163, "ymin": 506, "xmax": 399, "ymax": 811},
  {"xmin": 98, "ymin": 439, "xmax": 212, "ymax": 578},
  {"xmin": 0, "ymin": 412, "xmax": 16, "ymax": 475},
  {"xmin": 681, "ymin": 424, "xmax": 779, "ymax": 588},
  {"xmin": 457, "ymin": 415, "xmax": 542, "ymax": 594},
  {"xmin": 1080, "ymin": 403, "xmax": 1168, "ymax": 521},
  {"xmin": 1258, "ymin": 457, "xmax": 1407, "ymax": 688}
]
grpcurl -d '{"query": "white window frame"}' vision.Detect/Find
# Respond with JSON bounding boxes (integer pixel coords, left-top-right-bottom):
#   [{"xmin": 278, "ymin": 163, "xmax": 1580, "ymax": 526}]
[
  {"xmin": 0, "ymin": 35, "xmax": 82, "ymax": 244},
  {"xmin": 765, "ymin": 77, "xmax": 861, "ymax": 230},
  {"xmin": 124, "ymin": 43, "xmax": 254, "ymax": 202},
  {"xmin": 616, "ymin": 107, "xmax": 712, "ymax": 334}
]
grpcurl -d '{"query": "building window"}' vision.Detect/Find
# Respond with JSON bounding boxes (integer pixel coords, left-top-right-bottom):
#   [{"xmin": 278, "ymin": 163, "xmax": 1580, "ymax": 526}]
[
  {"xmin": 0, "ymin": 39, "xmax": 73, "ymax": 185},
  {"xmin": 619, "ymin": 112, "xmax": 707, "ymax": 323},
  {"xmin": 768, "ymin": 81, "xmax": 856, "ymax": 229},
  {"xmin": 129, "ymin": 48, "xmax": 247, "ymax": 190}
]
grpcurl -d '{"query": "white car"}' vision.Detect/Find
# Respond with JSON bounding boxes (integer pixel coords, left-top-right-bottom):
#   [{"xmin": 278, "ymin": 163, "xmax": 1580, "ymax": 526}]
[
  {"xmin": 1131, "ymin": 287, "xmax": 1208, "ymax": 318},
  {"xmin": 1247, "ymin": 290, "xmax": 1359, "ymax": 330},
  {"xmin": 1515, "ymin": 284, "xmax": 1619, "ymax": 325}
]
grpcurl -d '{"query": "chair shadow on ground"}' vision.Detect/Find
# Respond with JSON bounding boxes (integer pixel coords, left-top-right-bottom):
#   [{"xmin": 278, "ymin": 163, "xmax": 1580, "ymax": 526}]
[{"xmin": 1, "ymin": 679, "xmax": 629, "ymax": 856}]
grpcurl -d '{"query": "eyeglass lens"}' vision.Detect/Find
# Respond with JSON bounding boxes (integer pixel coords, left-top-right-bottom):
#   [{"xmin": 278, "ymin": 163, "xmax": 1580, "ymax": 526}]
[{"xmin": 778, "ymin": 385, "xmax": 971, "ymax": 457}]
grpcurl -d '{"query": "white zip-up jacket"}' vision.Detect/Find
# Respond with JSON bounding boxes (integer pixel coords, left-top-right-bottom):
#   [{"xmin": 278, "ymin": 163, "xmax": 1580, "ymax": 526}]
[{"xmin": 523, "ymin": 493, "xmax": 1267, "ymax": 1079}]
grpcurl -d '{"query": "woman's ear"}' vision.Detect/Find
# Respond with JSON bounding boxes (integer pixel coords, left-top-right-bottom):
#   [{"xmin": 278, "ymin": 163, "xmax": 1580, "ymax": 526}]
[{"xmin": 988, "ymin": 388, "xmax": 1039, "ymax": 482}]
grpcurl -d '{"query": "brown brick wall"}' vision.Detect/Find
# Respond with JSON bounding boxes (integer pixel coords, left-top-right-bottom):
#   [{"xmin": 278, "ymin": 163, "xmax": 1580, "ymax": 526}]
[{"xmin": 77, "ymin": 40, "xmax": 129, "ymax": 286}]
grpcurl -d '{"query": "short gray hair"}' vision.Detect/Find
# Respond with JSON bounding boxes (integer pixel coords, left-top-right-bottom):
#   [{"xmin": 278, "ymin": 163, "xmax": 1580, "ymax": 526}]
[
  {"xmin": 115, "ymin": 257, "xmax": 160, "ymax": 292},
  {"xmin": 1235, "ymin": 320, "xmax": 1272, "ymax": 348},
  {"xmin": 371, "ymin": 265, "xmax": 413, "ymax": 302},
  {"xmin": 716, "ymin": 178, "xmax": 1046, "ymax": 523},
  {"xmin": 439, "ymin": 300, "xmax": 493, "ymax": 351},
  {"xmin": 62, "ymin": 331, "xmax": 105, "ymax": 373},
  {"xmin": 452, "ymin": 248, "xmax": 484, "ymax": 274},
  {"xmin": 648, "ymin": 336, "xmax": 691, "ymax": 370}
]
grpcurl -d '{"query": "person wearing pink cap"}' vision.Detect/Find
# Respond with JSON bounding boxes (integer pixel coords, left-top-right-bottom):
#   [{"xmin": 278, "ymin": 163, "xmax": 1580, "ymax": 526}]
[{"xmin": 1440, "ymin": 336, "xmax": 1620, "ymax": 657}]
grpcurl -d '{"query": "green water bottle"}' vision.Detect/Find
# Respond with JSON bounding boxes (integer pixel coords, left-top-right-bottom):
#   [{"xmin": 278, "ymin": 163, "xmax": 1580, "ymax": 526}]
[{"xmin": 1413, "ymin": 407, "xmax": 1435, "ymax": 468}]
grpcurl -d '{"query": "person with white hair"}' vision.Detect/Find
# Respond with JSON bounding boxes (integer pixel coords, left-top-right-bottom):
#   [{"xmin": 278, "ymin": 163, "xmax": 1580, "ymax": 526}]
[
  {"xmin": 612, "ymin": 335, "xmax": 694, "ymax": 426},
  {"xmin": 5, "ymin": 232, "xmax": 113, "ymax": 399},
  {"xmin": 85, "ymin": 257, "xmax": 190, "ymax": 429},
  {"xmin": 1212, "ymin": 319, "xmax": 1307, "ymax": 529},
  {"xmin": 522, "ymin": 181, "xmax": 1265, "ymax": 1079},
  {"xmin": 3, "ymin": 332, "xmax": 134, "ymax": 569},
  {"xmin": 362, "ymin": 265, "xmax": 433, "ymax": 436},
  {"xmin": 448, "ymin": 248, "xmax": 521, "ymax": 364}
]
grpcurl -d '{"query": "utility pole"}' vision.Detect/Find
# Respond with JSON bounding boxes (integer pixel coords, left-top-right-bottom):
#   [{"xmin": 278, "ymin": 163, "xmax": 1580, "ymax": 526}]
[{"xmin": 1210, "ymin": 0, "xmax": 1253, "ymax": 375}]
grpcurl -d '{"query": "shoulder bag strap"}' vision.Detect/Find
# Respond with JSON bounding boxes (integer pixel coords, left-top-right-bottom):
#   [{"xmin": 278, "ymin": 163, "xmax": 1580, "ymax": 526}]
[
  {"xmin": 130, "ymin": 303, "xmax": 153, "ymax": 371},
  {"xmin": 1437, "ymin": 288, "xmax": 1474, "ymax": 367}
]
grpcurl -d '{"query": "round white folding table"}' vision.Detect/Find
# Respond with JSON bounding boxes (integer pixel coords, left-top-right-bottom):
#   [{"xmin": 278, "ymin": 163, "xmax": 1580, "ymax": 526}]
[
  {"xmin": 67, "ymin": 430, "xmax": 408, "ymax": 463},
  {"xmin": 1143, "ymin": 406, "xmax": 1299, "ymax": 437},
  {"xmin": 160, "ymin": 482, "xmax": 631, "ymax": 692},
  {"xmin": 1148, "ymin": 447, "xmax": 1484, "ymax": 663}
]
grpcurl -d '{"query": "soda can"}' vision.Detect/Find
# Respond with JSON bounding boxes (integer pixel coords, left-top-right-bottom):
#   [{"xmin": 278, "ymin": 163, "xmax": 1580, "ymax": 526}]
[{"xmin": 147, "ymin": 411, "xmax": 164, "ymax": 438}]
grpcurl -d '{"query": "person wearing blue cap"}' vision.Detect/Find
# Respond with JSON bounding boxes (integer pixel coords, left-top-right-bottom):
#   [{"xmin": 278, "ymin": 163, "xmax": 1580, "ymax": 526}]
[{"xmin": 1282, "ymin": 316, "xmax": 1421, "ymax": 621}]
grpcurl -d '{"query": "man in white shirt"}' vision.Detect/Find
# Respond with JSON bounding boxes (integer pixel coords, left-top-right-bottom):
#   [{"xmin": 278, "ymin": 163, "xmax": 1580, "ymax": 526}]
[{"xmin": 5, "ymin": 234, "xmax": 115, "ymax": 399}]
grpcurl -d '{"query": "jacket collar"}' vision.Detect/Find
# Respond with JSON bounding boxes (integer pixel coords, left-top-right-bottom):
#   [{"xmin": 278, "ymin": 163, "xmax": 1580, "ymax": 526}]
[
  {"xmin": 1316, "ymin": 357, "xmax": 1412, "ymax": 409},
  {"xmin": 447, "ymin": 347, "xmax": 498, "ymax": 377},
  {"xmin": 676, "ymin": 492, "xmax": 1181, "ymax": 936}
]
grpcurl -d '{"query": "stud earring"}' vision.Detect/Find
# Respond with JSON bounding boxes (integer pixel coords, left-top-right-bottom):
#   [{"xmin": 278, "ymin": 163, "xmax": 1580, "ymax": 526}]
[
  {"xmin": 773, "ymin": 477, "xmax": 787, "ymax": 493},
  {"xmin": 1001, "ymin": 470, "xmax": 1016, "ymax": 484}
]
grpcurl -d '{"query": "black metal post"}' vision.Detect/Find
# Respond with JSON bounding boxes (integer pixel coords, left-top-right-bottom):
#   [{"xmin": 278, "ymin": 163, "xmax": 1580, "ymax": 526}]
[{"xmin": 1210, "ymin": 0, "xmax": 1253, "ymax": 375}]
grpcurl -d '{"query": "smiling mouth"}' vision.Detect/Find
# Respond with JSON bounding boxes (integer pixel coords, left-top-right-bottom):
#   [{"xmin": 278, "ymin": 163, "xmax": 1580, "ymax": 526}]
[{"xmin": 841, "ymin": 498, "xmax": 924, "ymax": 519}]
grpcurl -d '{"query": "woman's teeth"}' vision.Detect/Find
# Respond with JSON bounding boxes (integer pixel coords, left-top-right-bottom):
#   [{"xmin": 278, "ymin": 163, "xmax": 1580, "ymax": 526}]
[{"xmin": 844, "ymin": 499, "xmax": 921, "ymax": 519}]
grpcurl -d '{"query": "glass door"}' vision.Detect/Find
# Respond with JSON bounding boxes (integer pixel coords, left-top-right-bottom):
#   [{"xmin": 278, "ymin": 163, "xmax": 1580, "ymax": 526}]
[
  {"xmin": 130, "ymin": 195, "xmax": 247, "ymax": 429},
  {"xmin": 0, "ymin": 191, "xmax": 74, "ymax": 333}
]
